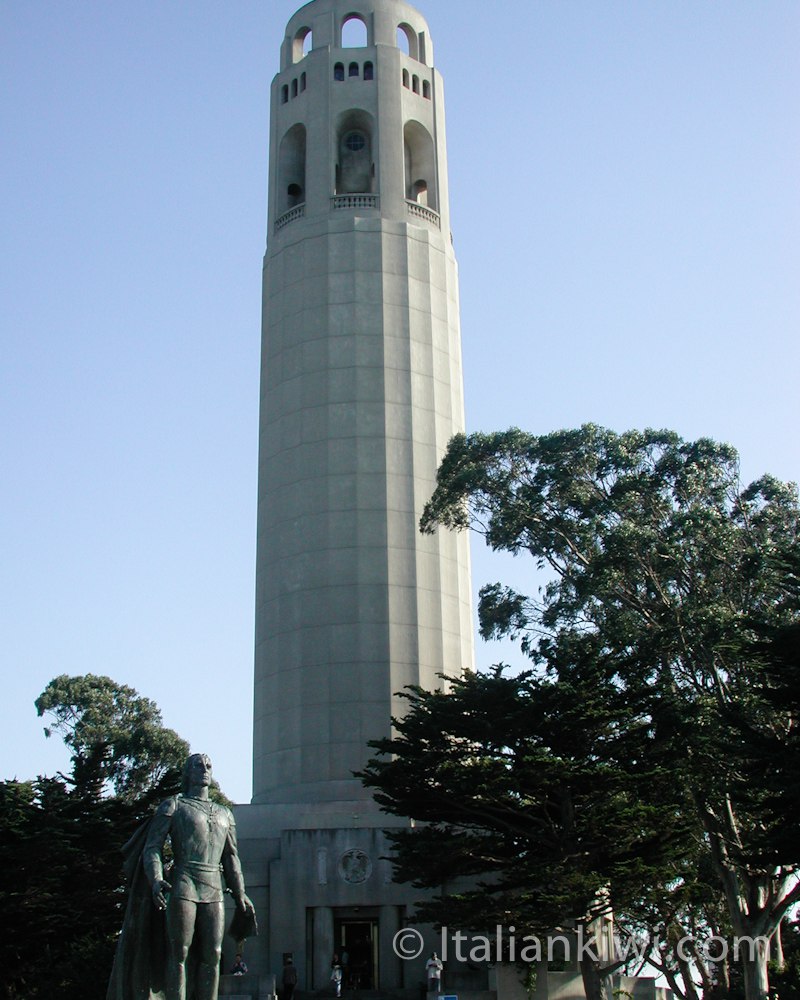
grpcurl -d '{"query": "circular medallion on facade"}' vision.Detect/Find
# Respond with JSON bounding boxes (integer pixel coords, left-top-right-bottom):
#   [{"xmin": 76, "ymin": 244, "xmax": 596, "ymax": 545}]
[{"xmin": 338, "ymin": 848, "xmax": 372, "ymax": 884}]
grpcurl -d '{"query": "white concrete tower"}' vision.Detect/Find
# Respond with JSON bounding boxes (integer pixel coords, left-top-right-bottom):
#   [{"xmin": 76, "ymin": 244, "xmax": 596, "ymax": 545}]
[
  {"xmin": 253, "ymin": 0, "xmax": 473, "ymax": 808},
  {"xmin": 234, "ymin": 2, "xmax": 476, "ymax": 990}
]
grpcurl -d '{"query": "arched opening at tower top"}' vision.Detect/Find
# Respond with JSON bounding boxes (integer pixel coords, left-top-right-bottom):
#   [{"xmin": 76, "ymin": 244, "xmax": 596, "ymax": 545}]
[
  {"xmin": 341, "ymin": 14, "xmax": 368, "ymax": 48},
  {"xmin": 397, "ymin": 23, "xmax": 427, "ymax": 63},
  {"xmin": 278, "ymin": 123, "xmax": 306, "ymax": 214},
  {"xmin": 396, "ymin": 23, "xmax": 416, "ymax": 58},
  {"xmin": 292, "ymin": 26, "xmax": 312, "ymax": 63},
  {"xmin": 404, "ymin": 120, "xmax": 437, "ymax": 211},
  {"xmin": 335, "ymin": 110, "xmax": 376, "ymax": 195}
]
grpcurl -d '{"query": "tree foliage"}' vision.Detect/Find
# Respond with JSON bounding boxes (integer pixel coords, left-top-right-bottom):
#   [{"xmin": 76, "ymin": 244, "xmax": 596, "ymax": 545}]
[
  {"xmin": 365, "ymin": 425, "xmax": 799, "ymax": 1000},
  {"xmin": 1, "ymin": 675, "xmax": 193, "ymax": 1000},
  {"xmin": 362, "ymin": 661, "xmax": 690, "ymax": 924},
  {"xmin": 35, "ymin": 673, "xmax": 189, "ymax": 800}
]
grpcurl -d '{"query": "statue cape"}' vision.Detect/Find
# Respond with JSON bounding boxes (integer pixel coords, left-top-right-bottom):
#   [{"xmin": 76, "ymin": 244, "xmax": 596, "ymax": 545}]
[{"xmin": 106, "ymin": 817, "xmax": 169, "ymax": 1000}]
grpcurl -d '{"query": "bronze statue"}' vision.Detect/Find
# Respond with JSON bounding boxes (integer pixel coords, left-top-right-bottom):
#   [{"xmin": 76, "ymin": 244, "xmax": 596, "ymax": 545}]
[{"xmin": 107, "ymin": 753, "xmax": 256, "ymax": 1000}]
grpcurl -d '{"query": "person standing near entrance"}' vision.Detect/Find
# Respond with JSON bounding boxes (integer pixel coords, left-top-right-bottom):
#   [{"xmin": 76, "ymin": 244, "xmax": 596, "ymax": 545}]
[
  {"xmin": 426, "ymin": 952, "xmax": 443, "ymax": 994},
  {"xmin": 282, "ymin": 956, "xmax": 298, "ymax": 1000},
  {"xmin": 331, "ymin": 954, "xmax": 343, "ymax": 997}
]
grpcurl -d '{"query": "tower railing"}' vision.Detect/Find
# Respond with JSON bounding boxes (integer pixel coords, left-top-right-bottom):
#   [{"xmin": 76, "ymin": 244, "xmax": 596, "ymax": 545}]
[
  {"xmin": 406, "ymin": 201, "xmax": 441, "ymax": 228},
  {"xmin": 276, "ymin": 197, "xmax": 443, "ymax": 230},
  {"xmin": 331, "ymin": 194, "xmax": 380, "ymax": 211},
  {"xmin": 275, "ymin": 204, "xmax": 306, "ymax": 230}
]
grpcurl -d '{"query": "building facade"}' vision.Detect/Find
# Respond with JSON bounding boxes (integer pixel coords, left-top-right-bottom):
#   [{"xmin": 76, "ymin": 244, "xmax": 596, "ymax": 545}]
[{"xmin": 234, "ymin": 0, "xmax": 475, "ymax": 992}]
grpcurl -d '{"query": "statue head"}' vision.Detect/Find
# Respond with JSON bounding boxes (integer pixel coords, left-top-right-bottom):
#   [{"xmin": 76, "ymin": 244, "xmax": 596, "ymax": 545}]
[{"xmin": 182, "ymin": 752, "xmax": 213, "ymax": 793}]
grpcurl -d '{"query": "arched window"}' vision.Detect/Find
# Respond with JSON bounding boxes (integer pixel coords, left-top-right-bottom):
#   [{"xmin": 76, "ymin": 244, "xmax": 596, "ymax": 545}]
[
  {"xmin": 363, "ymin": 62, "xmax": 374, "ymax": 81},
  {"xmin": 291, "ymin": 78, "xmax": 298, "ymax": 98},
  {"xmin": 349, "ymin": 62, "xmax": 359, "ymax": 78},
  {"xmin": 422, "ymin": 79, "xmax": 430, "ymax": 99},
  {"xmin": 281, "ymin": 84, "xmax": 289, "ymax": 104},
  {"xmin": 292, "ymin": 27, "xmax": 312, "ymax": 63},
  {"xmin": 278, "ymin": 124, "xmax": 307, "ymax": 213},
  {"xmin": 335, "ymin": 110, "xmax": 376, "ymax": 195},
  {"xmin": 404, "ymin": 120, "xmax": 437, "ymax": 211},
  {"xmin": 412, "ymin": 75, "xmax": 419, "ymax": 94},
  {"xmin": 300, "ymin": 72, "xmax": 307, "ymax": 92},
  {"xmin": 397, "ymin": 23, "xmax": 417, "ymax": 59},
  {"xmin": 334, "ymin": 62, "xmax": 345, "ymax": 81},
  {"xmin": 341, "ymin": 15, "xmax": 368, "ymax": 48},
  {"xmin": 402, "ymin": 68, "xmax": 410, "ymax": 89}
]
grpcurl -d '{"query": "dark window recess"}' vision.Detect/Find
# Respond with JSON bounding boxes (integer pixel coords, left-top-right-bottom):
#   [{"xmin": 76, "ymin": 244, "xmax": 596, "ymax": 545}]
[{"xmin": 344, "ymin": 131, "xmax": 366, "ymax": 152}]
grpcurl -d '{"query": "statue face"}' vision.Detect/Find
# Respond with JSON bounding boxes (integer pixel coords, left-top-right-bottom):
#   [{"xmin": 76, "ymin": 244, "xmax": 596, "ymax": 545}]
[{"xmin": 187, "ymin": 753, "xmax": 213, "ymax": 787}]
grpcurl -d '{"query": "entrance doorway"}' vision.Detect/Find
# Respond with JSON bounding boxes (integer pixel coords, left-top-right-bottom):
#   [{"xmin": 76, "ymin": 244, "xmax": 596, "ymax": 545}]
[{"xmin": 334, "ymin": 916, "xmax": 378, "ymax": 990}]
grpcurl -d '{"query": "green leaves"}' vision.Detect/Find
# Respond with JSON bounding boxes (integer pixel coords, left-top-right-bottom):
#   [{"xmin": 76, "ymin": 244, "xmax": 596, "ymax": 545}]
[
  {"xmin": 422, "ymin": 424, "xmax": 799, "ymax": 721},
  {"xmin": 411, "ymin": 423, "xmax": 800, "ymax": 999},
  {"xmin": 362, "ymin": 666, "xmax": 690, "ymax": 937},
  {"xmin": 2, "ymin": 675, "xmax": 198, "ymax": 998},
  {"xmin": 35, "ymin": 674, "xmax": 189, "ymax": 801}
]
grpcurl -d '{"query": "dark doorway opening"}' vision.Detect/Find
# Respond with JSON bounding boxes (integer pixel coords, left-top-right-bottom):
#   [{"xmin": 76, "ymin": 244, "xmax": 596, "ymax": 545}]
[{"xmin": 334, "ymin": 917, "xmax": 378, "ymax": 990}]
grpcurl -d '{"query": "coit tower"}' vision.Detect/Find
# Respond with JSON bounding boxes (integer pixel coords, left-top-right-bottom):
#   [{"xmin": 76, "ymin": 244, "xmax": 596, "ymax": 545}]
[
  {"xmin": 253, "ymin": 0, "xmax": 472, "ymax": 807},
  {"xmin": 238, "ymin": 0, "xmax": 474, "ymax": 987}
]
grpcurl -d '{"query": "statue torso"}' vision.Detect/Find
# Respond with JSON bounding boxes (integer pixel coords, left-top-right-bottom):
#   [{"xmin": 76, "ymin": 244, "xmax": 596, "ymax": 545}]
[{"xmin": 168, "ymin": 795, "xmax": 232, "ymax": 903}]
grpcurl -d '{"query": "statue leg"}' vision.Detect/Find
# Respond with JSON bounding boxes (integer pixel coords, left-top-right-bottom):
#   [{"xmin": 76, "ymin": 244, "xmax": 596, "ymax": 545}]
[
  {"xmin": 194, "ymin": 901, "xmax": 225, "ymax": 1000},
  {"xmin": 166, "ymin": 896, "xmax": 198, "ymax": 1000}
]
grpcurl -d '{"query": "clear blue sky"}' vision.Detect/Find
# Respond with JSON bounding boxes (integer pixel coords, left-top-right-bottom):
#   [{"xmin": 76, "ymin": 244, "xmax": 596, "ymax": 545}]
[{"xmin": 2, "ymin": 1, "xmax": 798, "ymax": 804}]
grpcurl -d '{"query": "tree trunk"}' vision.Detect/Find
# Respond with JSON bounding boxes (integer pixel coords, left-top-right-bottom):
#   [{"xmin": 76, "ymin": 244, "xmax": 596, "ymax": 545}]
[
  {"xmin": 674, "ymin": 948, "xmax": 700, "ymax": 1000},
  {"xmin": 739, "ymin": 936, "xmax": 770, "ymax": 1000},
  {"xmin": 579, "ymin": 955, "xmax": 611, "ymax": 1000},
  {"xmin": 771, "ymin": 921, "xmax": 785, "ymax": 973}
]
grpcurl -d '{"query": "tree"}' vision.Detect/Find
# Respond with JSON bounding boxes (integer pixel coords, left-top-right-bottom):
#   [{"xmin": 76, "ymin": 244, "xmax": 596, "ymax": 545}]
[
  {"xmin": 616, "ymin": 848, "xmax": 738, "ymax": 1000},
  {"xmin": 770, "ymin": 916, "xmax": 800, "ymax": 1000},
  {"xmin": 0, "ymin": 775, "xmax": 138, "ymax": 1000},
  {"xmin": 731, "ymin": 551, "xmax": 800, "ymax": 868},
  {"xmin": 362, "ymin": 661, "xmax": 693, "ymax": 1000},
  {"xmin": 35, "ymin": 673, "xmax": 189, "ymax": 801},
  {"xmin": 411, "ymin": 425, "xmax": 799, "ymax": 1000},
  {"xmin": 1, "ymin": 675, "xmax": 192, "ymax": 1000}
]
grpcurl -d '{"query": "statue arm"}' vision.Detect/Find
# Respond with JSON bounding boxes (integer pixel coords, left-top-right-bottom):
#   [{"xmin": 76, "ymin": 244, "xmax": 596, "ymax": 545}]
[
  {"xmin": 222, "ymin": 813, "xmax": 255, "ymax": 916},
  {"xmin": 142, "ymin": 797, "xmax": 176, "ymax": 909}
]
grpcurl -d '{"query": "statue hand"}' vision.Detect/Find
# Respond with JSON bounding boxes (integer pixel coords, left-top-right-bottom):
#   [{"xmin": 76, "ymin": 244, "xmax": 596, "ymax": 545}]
[
  {"xmin": 236, "ymin": 892, "xmax": 256, "ymax": 916},
  {"xmin": 152, "ymin": 879, "xmax": 172, "ymax": 911}
]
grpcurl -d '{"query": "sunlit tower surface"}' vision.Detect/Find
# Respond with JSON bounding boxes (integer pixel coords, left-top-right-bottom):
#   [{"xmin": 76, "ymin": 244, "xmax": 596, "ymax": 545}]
[{"xmin": 252, "ymin": 0, "xmax": 472, "ymax": 807}]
